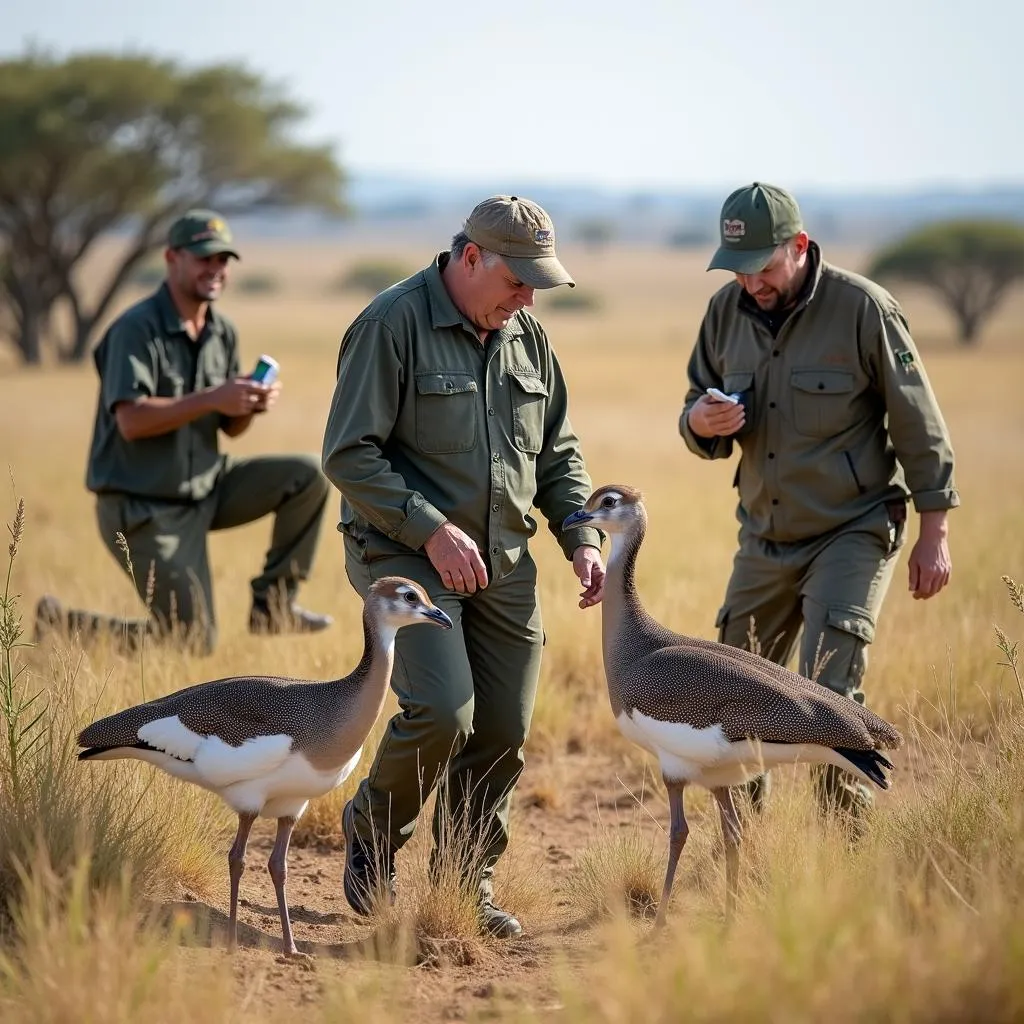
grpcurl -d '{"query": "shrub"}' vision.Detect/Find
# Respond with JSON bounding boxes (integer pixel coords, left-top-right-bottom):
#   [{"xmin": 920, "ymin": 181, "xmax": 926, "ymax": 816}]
[{"xmin": 335, "ymin": 260, "xmax": 415, "ymax": 295}]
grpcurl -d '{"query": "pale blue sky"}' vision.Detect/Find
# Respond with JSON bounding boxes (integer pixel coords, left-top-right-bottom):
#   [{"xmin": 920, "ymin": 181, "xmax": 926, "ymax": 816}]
[{"xmin": 5, "ymin": 0, "xmax": 1020, "ymax": 192}]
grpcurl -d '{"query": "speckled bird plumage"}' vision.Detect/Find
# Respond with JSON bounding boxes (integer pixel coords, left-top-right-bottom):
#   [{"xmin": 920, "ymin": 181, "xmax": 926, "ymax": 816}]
[
  {"xmin": 562, "ymin": 484, "xmax": 904, "ymax": 927},
  {"xmin": 77, "ymin": 576, "xmax": 453, "ymax": 956}
]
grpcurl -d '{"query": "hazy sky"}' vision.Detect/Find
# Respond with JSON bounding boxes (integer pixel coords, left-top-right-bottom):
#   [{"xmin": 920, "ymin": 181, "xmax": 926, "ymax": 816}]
[{"xmin": 5, "ymin": 0, "xmax": 1020, "ymax": 192}]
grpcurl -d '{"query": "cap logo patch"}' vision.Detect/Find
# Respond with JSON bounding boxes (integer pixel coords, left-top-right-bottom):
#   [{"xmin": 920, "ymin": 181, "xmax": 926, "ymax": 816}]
[
  {"xmin": 723, "ymin": 219, "xmax": 746, "ymax": 241},
  {"xmin": 190, "ymin": 217, "xmax": 230, "ymax": 243},
  {"xmin": 534, "ymin": 228, "xmax": 552, "ymax": 243}
]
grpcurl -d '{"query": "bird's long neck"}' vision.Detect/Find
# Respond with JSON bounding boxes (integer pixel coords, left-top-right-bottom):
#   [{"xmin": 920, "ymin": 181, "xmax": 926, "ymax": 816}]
[
  {"xmin": 601, "ymin": 517, "xmax": 677, "ymax": 710},
  {"xmin": 315, "ymin": 609, "xmax": 397, "ymax": 766}
]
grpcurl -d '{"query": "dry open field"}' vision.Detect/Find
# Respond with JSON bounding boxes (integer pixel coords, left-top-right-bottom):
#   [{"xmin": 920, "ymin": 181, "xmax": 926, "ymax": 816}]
[{"xmin": 1, "ymin": 236, "xmax": 1023, "ymax": 1022}]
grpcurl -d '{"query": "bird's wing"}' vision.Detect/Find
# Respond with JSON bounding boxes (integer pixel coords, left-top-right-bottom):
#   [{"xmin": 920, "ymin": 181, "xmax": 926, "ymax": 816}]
[
  {"xmin": 625, "ymin": 646, "xmax": 877, "ymax": 750},
  {"xmin": 78, "ymin": 676, "xmax": 307, "ymax": 753}
]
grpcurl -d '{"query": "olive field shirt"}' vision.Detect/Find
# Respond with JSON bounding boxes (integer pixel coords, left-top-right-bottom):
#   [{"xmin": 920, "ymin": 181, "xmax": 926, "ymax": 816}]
[
  {"xmin": 679, "ymin": 243, "xmax": 960, "ymax": 543},
  {"xmin": 85, "ymin": 284, "xmax": 240, "ymax": 501},
  {"xmin": 321, "ymin": 253, "xmax": 602, "ymax": 580}
]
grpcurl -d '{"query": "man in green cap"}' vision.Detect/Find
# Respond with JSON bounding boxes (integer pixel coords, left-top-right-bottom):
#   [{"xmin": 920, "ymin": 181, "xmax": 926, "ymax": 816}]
[
  {"xmin": 678, "ymin": 182, "xmax": 959, "ymax": 824},
  {"xmin": 322, "ymin": 195, "xmax": 605, "ymax": 937},
  {"xmin": 35, "ymin": 209, "xmax": 333, "ymax": 655}
]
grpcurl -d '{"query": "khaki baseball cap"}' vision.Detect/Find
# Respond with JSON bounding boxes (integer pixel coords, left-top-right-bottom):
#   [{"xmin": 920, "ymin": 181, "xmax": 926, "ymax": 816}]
[
  {"xmin": 707, "ymin": 183, "xmax": 803, "ymax": 274},
  {"xmin": 463, "ymin": 195, "xmax": 574, "ymax": 289},
  {"xmin": 167, "ymin": 209, "xmax": 241, "ymax": 259}
]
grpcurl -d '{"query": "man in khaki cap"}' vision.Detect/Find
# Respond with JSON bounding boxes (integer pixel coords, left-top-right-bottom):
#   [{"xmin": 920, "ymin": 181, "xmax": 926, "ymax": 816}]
[
  {"xmin": 35, "ymin": 209, "xmax": 333, "ymax": 655},
  {"xmin": 678, "ymin": 182, "xmax": 959, "ymax": 828},
  {"xmin": 322, "ymin": 195, "xmax": 604, "ymax": 937}
]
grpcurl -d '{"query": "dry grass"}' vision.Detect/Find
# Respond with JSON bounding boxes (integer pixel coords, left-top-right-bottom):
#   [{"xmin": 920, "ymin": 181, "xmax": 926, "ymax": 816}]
[{"xmin": 1, "ymin": 236, "xmax": 1023, "ymax": 1021}]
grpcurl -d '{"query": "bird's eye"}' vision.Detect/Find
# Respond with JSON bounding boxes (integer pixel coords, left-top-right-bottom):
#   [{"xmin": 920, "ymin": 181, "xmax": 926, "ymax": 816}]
[
  {"xmin": 601, "ymin": 495, "xmax": 616, "ymax": 508},
  {"xmin": 403, "ymin": 591, "xmax": 417, "ymax": 604}
]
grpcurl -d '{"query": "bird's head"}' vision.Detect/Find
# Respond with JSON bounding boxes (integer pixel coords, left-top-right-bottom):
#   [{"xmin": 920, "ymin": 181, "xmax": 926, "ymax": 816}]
[
  {"xmin": 561, "ymin": 484, "xmax": 647, "ymax": 536},
  {"xmin": 368, "ymin": 577, "xmax": 453, "ymax": 631}
]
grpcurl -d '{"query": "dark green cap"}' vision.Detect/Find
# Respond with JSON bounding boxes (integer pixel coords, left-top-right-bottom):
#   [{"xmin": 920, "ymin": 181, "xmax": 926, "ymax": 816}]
[
  {"xmin": 464, "ymin": 195, "xmax": 574, "ymax": 289},
  {"xmin": 707, "ymin": 183, "xmax": 803, "ymax": 274},
  {"xmin": 167, "ymin": 209, "xmax": 241, "ymax": 259}
]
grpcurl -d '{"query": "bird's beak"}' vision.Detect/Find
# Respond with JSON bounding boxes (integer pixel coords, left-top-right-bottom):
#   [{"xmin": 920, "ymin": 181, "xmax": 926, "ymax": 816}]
[
  {"xmin": 561, "ymin": 508, "xmax": 593, "ymax": 531},
  {"xmin": 424, "ymin": 607, "xmax": 453, "ymax": 629}
]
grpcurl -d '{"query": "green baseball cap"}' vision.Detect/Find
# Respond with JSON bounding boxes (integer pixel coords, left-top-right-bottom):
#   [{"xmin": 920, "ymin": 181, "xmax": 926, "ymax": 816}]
[
  {"xmin": 167, "ymin": 209, "xmax": 241, "ymax": 260},
  {"xmin": 707, "ymin": 183, "xmax": 803, "ymax": 274},
  {"xmin": 463, "ymin": 195, "xmax": 574, "ymax": 289}
]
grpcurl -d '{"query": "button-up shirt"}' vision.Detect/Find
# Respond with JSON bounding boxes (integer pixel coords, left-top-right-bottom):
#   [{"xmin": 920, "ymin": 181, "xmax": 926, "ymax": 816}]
[
  {"xmin": 85, "ymin": 283, "xmax": 239, "ymax": 501},
  {"xmin": 679, "ymin": 243, "xmax": 960, "ymax": 543},
  {"xmin": 321, "ymin": 253, "xmax": 601, "ymax": 579}
]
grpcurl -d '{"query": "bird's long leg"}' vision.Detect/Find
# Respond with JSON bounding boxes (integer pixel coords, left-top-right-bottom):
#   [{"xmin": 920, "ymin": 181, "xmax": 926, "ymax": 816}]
[
  {"xmin": 268, "ymin": 816, "xmax": 307, "ymax": 958},
  {"xmin": 654, "ymin": 780, "xmax": 688, "ymax": 930},
  {"xmin": 712, "ymin": 786, "xmax": 743, "ymax": 923},
  {"xmin": 228, "ymin": 811, "xmax": 258, "ymax": 952}
]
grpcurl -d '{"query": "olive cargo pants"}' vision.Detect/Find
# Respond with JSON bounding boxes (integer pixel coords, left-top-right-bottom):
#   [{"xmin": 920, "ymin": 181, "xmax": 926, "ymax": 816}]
[
  {"xmin": 86, "ymin": 453, "xmax": 328, "ymax": 654},
  {"xmin": 343, "ymin": 535, "xmax": 544, "ymax": 891},
  {"xmin": 715, "ymin": 500, "xmax": 906, "ymax": 814}
]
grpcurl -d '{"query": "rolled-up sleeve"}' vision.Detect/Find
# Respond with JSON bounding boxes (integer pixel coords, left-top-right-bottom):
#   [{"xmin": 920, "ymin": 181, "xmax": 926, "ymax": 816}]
[
  {"xmin": 321, "ymin": 317, "xmax": 447, "ymax": 549},
  {"xmin": 868, "ymin": 301, "xmax": 960, "ymax": 512}
]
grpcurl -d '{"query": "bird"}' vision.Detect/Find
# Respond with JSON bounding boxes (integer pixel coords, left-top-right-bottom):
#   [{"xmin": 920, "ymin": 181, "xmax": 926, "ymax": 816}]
[
  {"xmin": 76, "ymin": 576, "xmax": 452, "ymax": 957},
  {"xmin": 561, "ymin": 485, "xmax": 903, "ymax": 927}
]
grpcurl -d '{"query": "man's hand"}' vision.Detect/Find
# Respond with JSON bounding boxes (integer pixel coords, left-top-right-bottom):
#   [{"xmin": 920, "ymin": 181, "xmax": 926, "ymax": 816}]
[
  {"xmin": 212, "ymin": 378, "xmax": 272, "ymax": 417},
  {"xmin": 908, "ymin": 511, "xmax": 952, "ymax": 600},
  {"xmin": 573, "ymin": 544, "xmax": 606, "ymax": 609},
  {"xmin": 252, "ymin": 381, "xmax": 282, "ymax": 414},
  {"xmin": 424, "ymin": 522, "xmax": 489, "ymax": 594},
  {"xmin": 687, "ymin": 394, "xmax": 745, "ymax": 438}
]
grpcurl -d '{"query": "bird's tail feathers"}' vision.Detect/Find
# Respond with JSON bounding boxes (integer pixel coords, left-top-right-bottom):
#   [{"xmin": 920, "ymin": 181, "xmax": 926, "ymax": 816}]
[{"xmin": 833, "ymin": 746, "xmax": 895, "ymax": 789}]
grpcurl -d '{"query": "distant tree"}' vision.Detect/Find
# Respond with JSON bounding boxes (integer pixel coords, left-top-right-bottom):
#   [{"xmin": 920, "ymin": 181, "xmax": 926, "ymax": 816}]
[
  {"xmin": 575, "ymin": 218, "xmax": 615, "ymax": 251},
  {"xmin": 335, "ymin": 259, "xmax": 416, "ymax": 295},
  {"xmin": 0, "ymin": 50, "xmax": 346, "ymax": 365},
  {"xmin": 867, "ymin": 219, "xmax": 1024, "ymax": 345},
  {"xmin": 666, "ymin": 226, "xmax": 713, "ymax": 249}
]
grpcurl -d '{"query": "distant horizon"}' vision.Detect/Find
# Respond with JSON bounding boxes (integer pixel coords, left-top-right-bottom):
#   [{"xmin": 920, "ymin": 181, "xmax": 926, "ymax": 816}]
[{"xmin": 4, "ymin": 1, "xmax": 1020, "ymax": 194}]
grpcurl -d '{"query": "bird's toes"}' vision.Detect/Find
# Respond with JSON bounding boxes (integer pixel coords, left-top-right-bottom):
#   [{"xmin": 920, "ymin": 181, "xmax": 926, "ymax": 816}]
[{"xmin": 276, "ymin": 949, "xmax": 316, "ymax": 969}]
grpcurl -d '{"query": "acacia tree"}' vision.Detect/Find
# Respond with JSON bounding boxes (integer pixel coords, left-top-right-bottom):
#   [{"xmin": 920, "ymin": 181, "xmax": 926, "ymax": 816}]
[
  {"xmin": 867, "ymin": 219, "xmax": 1024, "ymax": 345},
  {"xmin": 0, "ymin": 51, "xmax": 346, "ymax": 365}
]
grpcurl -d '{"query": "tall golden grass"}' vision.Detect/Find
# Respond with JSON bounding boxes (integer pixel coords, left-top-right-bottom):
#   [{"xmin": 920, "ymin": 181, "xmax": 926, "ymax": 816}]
[{"xmin": 1, "ymin": 237, "xmax": 1023, "ymax": 1020}]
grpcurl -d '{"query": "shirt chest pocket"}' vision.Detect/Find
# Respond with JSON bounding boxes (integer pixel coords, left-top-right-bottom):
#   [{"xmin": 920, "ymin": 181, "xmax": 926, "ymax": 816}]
[
  {"xmin": 790, "ymin": 369, "xmax": 855, "ymax": 438},
  {"xmin": 200, "ymin": 350, "xmax": 229, "ymax": 387},
  {"xmin": 508, "ymin": 368, "xmax": 549, "ymax": 455},
  {"xmin": 155, "ymin": 356, "xmax": 186, "ymax": 398},
  {"xmin": 415, "ymin": 371, "xmax": 479, "ymax": 454}
]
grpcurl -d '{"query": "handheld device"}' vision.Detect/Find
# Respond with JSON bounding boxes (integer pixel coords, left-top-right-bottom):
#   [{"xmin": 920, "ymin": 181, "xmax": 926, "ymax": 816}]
[
  {"xmin": 706, "ymin": 386, "xmax": 740, "ymax": 404},
  {"xmin": 250, "ymin": 354, "xmax": 279, "ymax": 386}
]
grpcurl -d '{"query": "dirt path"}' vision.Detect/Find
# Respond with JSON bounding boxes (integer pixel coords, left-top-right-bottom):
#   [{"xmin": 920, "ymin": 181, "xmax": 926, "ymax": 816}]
[{"xmin": 164, "ymin": 751, "xmax": 673, "ymax": 1021}]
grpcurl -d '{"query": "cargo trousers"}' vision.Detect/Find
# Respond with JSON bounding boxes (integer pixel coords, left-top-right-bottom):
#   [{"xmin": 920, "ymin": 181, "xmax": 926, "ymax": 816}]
[
  {"xmin": 81, "ymin": 453, "xmax": 328, "ymax": 654},
  {"xmin": 715, "ymin": 499, "xmax": 907, "ymax": 816},
  {"xmin": 342, "ymin": 534, "xmax": 544, "ymax": 894}
]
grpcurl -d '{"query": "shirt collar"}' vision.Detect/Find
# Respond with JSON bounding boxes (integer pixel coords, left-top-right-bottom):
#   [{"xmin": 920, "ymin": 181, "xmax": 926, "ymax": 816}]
[
  {"xmin": 155, "ymin": 281, "xmax": 224, "ymax": 340},
  {"xmin": 425, "ymin": 253, "xmax": 524, "ymax": 339}
]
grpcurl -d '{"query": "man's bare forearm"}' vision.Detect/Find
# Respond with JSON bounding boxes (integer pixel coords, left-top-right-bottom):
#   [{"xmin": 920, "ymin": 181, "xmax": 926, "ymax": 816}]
[{"xmin": 115, "ymin": 392, "xmax": 219, "ymax": 441}]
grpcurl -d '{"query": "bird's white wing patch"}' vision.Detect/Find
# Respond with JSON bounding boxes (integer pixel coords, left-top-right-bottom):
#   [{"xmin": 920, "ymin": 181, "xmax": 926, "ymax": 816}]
[
  {"xmin": 628, "ymin": 710, "xmax": 732, "ymax": 766},
  {"xmin": 193, "ymin": 733, "xmax": 294, "ymax": 789},
  {"xmin": 138, "ymin": 716, "xmax": 204, "ymax": 762}
]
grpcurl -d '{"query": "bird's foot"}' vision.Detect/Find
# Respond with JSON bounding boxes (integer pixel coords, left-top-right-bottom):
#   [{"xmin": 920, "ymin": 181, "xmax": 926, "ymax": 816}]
[{"xmin": 276, "ymin": 948, "xmax": 315, "ymax": 969}]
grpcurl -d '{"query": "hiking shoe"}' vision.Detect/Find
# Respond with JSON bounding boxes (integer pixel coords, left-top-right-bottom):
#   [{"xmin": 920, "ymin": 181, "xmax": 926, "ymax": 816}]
[
  {"xmin": 341, "ymin": 799, "xmax": 395, "ymax": 916},
  {"xmin": 33, "ymin": 595, "xmax": 64, "ymax": 642},
  {"xmin": 478, "ymin": 895, "xmax": 523, "ymax": 939},
  {"xmin": 249, "ymin": 599, "xmax": 332, "ymax": 636}
]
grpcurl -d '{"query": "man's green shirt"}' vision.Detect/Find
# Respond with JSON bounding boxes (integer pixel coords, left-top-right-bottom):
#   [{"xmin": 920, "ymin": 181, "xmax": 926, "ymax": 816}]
[
  {"xmin": 679, "ymin": 243, "xmax": 960, "ymax": 543},
  {"xmin": 321, "ymin": 254, "xmax": 601, "ymax": 579},
  {"xmin": 86, "ymin": 284, "xmax": 240, "ymax": 501}
]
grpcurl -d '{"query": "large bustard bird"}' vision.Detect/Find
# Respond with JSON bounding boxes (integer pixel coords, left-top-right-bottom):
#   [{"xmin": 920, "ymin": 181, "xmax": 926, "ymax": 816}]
[
  {"xmin": 562, "ymin": 485, "xmax": 903, "ymax": 927},
  {"xmin": 77, "ymin": 577, "xmax": 452, "ymax": 956}
]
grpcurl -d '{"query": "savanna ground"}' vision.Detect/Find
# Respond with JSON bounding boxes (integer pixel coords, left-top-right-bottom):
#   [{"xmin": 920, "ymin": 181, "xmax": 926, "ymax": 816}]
[{"xmin": 1, "ymin": 237, "xmax": 1024, "ymax": 1022}]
